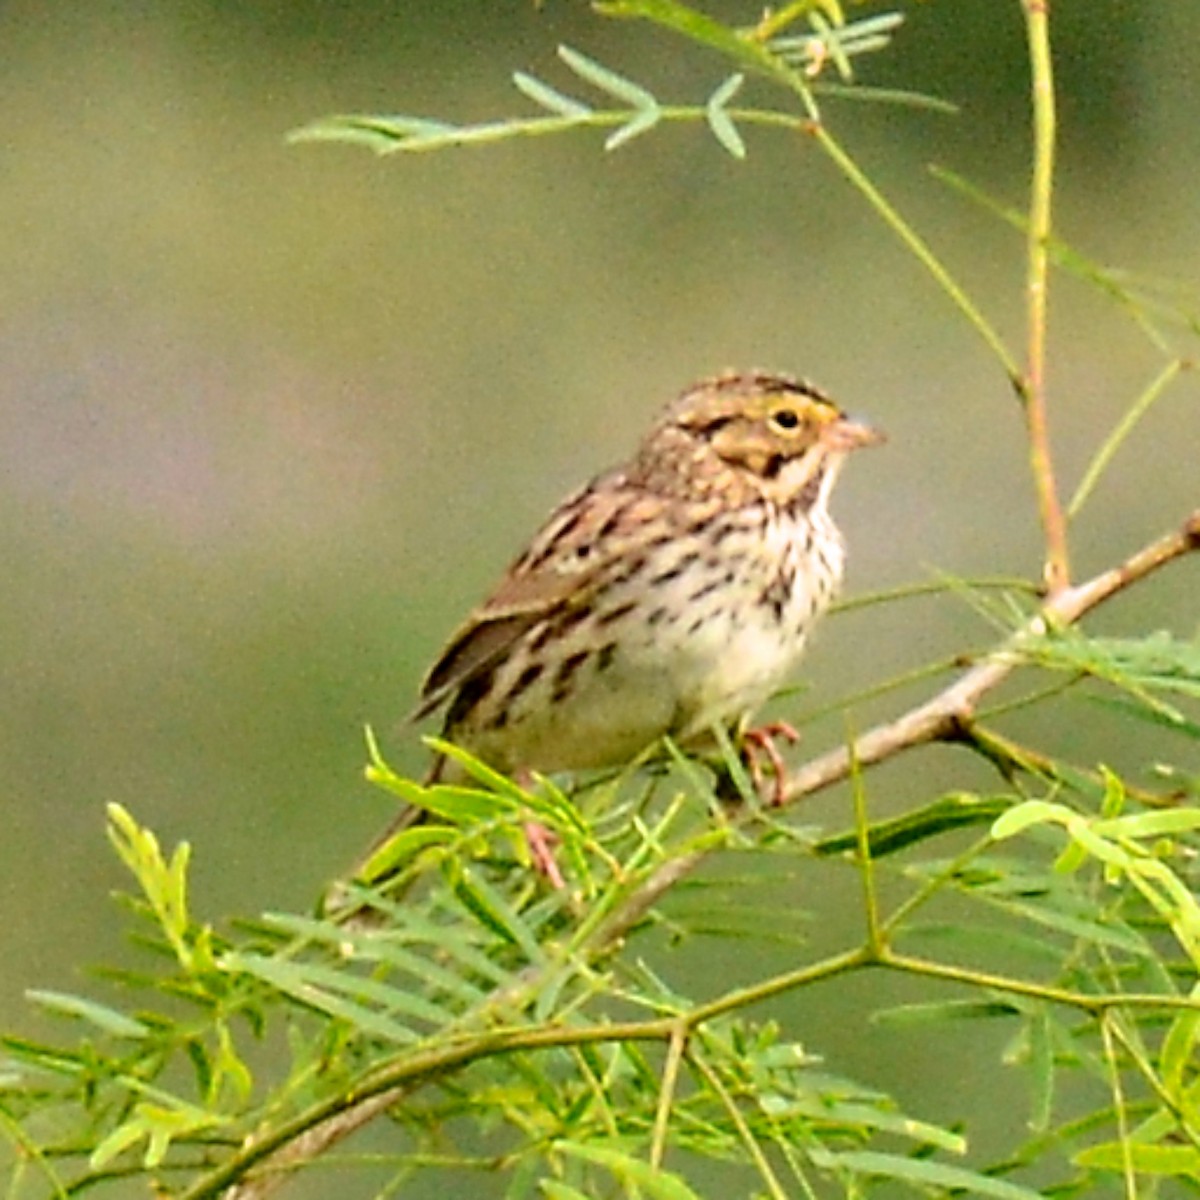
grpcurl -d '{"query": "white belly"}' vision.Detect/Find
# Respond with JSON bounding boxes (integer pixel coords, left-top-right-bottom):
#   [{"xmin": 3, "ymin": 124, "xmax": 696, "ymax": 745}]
[{"xmin": 459, "ymin": 507, "xmax": 845, "ymax": 774}]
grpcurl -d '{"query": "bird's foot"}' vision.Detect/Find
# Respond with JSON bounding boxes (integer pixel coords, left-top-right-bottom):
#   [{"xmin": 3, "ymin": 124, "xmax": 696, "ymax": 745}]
[{"xmin": 742, "ymin": 720, "xmax": 800, "ymax": 806}]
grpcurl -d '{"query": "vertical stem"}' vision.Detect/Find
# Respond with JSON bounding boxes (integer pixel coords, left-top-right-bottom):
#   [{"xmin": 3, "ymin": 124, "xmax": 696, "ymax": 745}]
[
  {"xmin": 849, "ymin": 734, "xmax": 883, "ymax": 955},
  {"xmin": 1023, "ymin": 0, "xmax": 1070, "ymax": 593},
  {"xmin": 1099, "ymin": 1015, "xmax": 1138, "ymax": 1200},
  {"xmin": 650, "ymin": 1022, "xmax": 687, "ymax": 1169}
]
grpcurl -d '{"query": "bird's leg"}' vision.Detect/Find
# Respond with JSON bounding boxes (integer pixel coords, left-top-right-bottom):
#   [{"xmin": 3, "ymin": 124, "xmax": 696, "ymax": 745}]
[
  {"xmin": 741, "ymin": 721, "xmax": 800, "ymax": 806},
  {"xmin": 513, "ymin": 770, "xmax": 566, "ymax": 890},
  {"xmin": 521, "ymin": 821, "xmax": 566, "ymax": 890}
]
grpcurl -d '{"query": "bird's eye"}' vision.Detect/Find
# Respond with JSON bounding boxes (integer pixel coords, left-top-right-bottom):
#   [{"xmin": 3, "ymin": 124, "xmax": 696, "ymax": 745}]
[{"xmin": 769, "ymin": 408, "xmax": 801, "ymax": 432}]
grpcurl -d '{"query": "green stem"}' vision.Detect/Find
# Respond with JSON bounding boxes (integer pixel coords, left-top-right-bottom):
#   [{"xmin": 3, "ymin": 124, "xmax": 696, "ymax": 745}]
[
  {"xmin": 810, "ymin": 122, "xmax": 1020, "ymax": 379},
  {"xmin": 1022, "ymin": 0, "xmax": 1069, "ymax": 591},
  {"xmin": 955, "ymin": 719, "xmax": 1178, "ymax": 808},
  {"xmin": 650, "ymin": 1022, "xmax": 687, "ymax": 1169},
  {"xmin": 1099, "ymin": 1016, "xmax": 1138, "ymax": 1199},
  {"xmin": 880, "ymin": 833, "xmax": 995, "ymax": 937},
  {"xmin": 850, "ymin": 737, "xmax": 884, "ymax": 954},
  {"xmin": 179, "ymin": 1019, "xmax": 682, "ymax": 1200},
  {"xmin": 189, "ymin": 928, "xmax": 1200, "ymax": 1199},
  {"xmin": 689, "ymin": 1047, "xmax": 789, "ymax": 1200},
  {"xmin": 879, "ymin": 950, "xmax": 1200, "ymax": 1015},
  {"xmin": 751, "ymin": 1, "xmax": 830, "ymax": 43},
  {"xmin": 832, "ymin": 575, "xmax": 1041, "ymax": 614},
  {"xmin": 1068, "ymin": 358, "xmax": 1187, "ymax": 518}
]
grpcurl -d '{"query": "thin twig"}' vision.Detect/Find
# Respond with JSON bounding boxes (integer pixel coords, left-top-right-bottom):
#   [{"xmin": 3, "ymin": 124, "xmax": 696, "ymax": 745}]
[
  {"xmin": 849, "ymin": 733, "xmax": 884, "ymax": 954},
  {"xmin": 781, "ymin": 512, "xmax": 1200, "ymax": 802},
  {"xmin": 1068, "ymin": 358, "xmax": 1189, "ymax": 518},
  {"xmin": 201, "ymin": 1019, "xmax": 683, "ymax": 1200},
  {"xmin": 650, "ymin": 1022, "xmax": 688, "ymax": 1169},
  {"xmin": 688, "ymin": 1048, "xmax": 790, "ymax": 1200},
  {"xmin": 810, "ymin": 121, "xmax": 1020, "ymax": 379},
  {"xmin": 950, "ymin": 719, "xmax": 1183, "ymax": 808},
  {"xmin": 1022, "ymin": 0, "xmax": 1070, "ymax": 592},
  {"xmin": 1105, "ymin": 1015, "xmax": 1200, "ymax": 1154},
  {"xmin": 1098, "ymin": 1015, "xmax": 1138, "ymax": 1200}
]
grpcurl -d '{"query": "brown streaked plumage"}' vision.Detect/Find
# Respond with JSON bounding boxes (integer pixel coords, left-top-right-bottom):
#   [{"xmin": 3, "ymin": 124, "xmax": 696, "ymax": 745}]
[
  {"xmin": 343, "ymin": 370, "xmax": 882, "ymax": 893},
  {"xmin": 418, "ymin": 369, "xmax": 881, "ymax": 778}
]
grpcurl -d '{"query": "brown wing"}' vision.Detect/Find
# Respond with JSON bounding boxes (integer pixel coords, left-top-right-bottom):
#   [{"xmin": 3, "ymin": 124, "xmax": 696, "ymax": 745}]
[{"xmin": 410, "ymin": 471, "xmax": 635, "ymax": 723}]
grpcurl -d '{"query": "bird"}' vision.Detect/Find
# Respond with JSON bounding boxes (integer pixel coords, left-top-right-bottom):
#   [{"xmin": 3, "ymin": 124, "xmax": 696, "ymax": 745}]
[{"xmin": 347, "ymin": 369, "xmax": 882, "ymax": 893}]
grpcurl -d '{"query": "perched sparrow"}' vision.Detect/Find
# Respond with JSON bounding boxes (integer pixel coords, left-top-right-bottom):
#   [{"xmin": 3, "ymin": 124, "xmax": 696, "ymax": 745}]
[
  {"xmin": 347, "ymin": 370, "xmax": 881, "ymax": 890},
  {"xmin": 414, "ymin": 369, "xmax": 880, "ymax": 778}
]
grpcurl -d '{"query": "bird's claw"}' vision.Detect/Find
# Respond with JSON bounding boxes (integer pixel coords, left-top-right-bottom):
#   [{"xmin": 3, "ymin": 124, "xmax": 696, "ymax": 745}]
[{"xmin": 742, "ymin": 721, "xmax": 801, "ymax": 806}]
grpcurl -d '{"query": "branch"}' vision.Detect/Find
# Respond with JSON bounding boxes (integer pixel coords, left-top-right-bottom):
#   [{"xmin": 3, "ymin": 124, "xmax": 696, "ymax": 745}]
[
  {"xmin": 605, "ymin": 511, "xmax": 1200, "ymax": 941},
  {"xmin": 785, "ymin": 511, "xmax": 1200, "ymax": 799},
  {"xmin": 215, "ymin": 511, "xmax": 1199, "ymax": 1197},
  {"xmin": 200, "ymin": 1019, "xmax": 683, "ymax": 1200},
  {"xmin": 948, "ymin": 720, "xmax": 1183, "ymax": 808}
]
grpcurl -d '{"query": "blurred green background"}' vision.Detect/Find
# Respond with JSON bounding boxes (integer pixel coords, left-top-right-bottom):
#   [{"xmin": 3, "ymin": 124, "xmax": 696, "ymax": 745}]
[{"xmin": 3, "ymin": 0, "xmax": 1198, "ymax": 1183}]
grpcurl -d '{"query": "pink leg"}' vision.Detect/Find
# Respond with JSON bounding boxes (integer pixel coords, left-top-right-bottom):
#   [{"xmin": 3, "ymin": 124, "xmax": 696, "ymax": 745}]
[
  {"xmin": 512, "ymin": 769, "xmax": 566, "ymax": 890},
  {"xmin": 741, "ymin": 721, "xmax": 800, "ymax": 806},
  {"xmin": 522, "ymin": 821, "xmax": 566, "ymax": 891}
]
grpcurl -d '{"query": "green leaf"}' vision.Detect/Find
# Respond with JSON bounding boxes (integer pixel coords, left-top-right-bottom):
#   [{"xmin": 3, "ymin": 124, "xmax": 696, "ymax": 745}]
[
  {"xmin": 1160, "ymin": 1002, "xmax": 1200, "ymax": 1096},
  {"xmin": 818, "ymin": 792, "xmax": 1009, "ymax": 856},
  {"xmin": 446, "ymin": 863, "xmax": 548, "ymax": 964},
  {"xmin": 541, "ymin": 1183, "xmax": 594, "ymax": 1200},
  {"xmin": 211, "ymin": 1022, "xmax": 253, "ymax": 1103},
  {"xmin": 294, "ymin": 114, "xmax": 456, "ymax": 148},
  {"xmin": 900, "ymin": 921, "xmax": 1068, "ymax": 965},
  {"xmin": 910, "ymin": 853, "xmax": 1155, "ymax": 954},
  {"xmin": 557, "ymin": 45, "xmax": 658, "ymax": 111},
  {"xmin": 425, "ymin": 737, "xmax": 533, "ymax": 803},
  {"xmin": 763, "ymin": 1090, "xmax": 966, "ymax": 1154},
  {"xmin": 25, "ymin": 991, "xmax": 149, "ymax": 1039},
  {"xmin": 595, "ymin": 0, "xmax": 785, "ymax": 80},
  {"xmin": 90, "ymin": 1099, "xmax": 225, "ymax": 1170},
  {"xmin": 0, "ymin": 1036, "xmax": 90, "ymax": 1078},
  {"xmin": 1026, "ymin": 1005, "xmax": 1054, "ymax": 1133},
  {"xmin": 89, "ymin": 1121, "xmax": 152, "ymax": 1171},
  {"xmin": 410, "ymin": 784, "xmax": 520, "ymax": 826},
  {"xmin": 1095, "ymin": 693, "xmax": 1200, "ymax": 741},
  {"xmin": 605, "ymin": 106, "xmax": 663, "ymax": 150},
  {"xmin": 872, "ymin": 1000, "xmax": 1019, "ymax": 1026},
  {"xmin": 990, "ymin": 798, "xmax": 1069, "ymax": 840},
  {"xmin": 513, "ymin": 72, "xmax": 592, "ymax": 117},
  {"xmin": 705, "ymin": 73, "xmax": 746, "ymax": 158},
  {"xmin": 357, "ymin": 822, "xmax": 456, "ymax": 883},
  {"xmin": 555, "ymin": 1141, "xmax": 702, "ymax": 1199},
  {"xmin": 1020, "ymin": 629, "xmax": 1200, "ymax": 707},
  {"xmin": 105, "ymin": 804, "xmax": 194, "ymax": 969},
  {"xmin": 809, "ymin": 1148, "xmax": 1045, "ymax": 1198},
  {"xmin": 1075, "ymin": 1140, "xmax": 1200, "ymax": 1176},
  {"xmin": 261, "ymin": 909, "xmax": 514, "ymax": 990},
  {"xmin": 1003, "ymin": 896, "xmax": 1150, "ymax": 955},
  {"xmin": 221, "ymin": 953, "xmax": 454, "ymax": 1041},
  {"xmin": 1095, "ymin": 808, "xmax": 1200, "ymax": 838}
]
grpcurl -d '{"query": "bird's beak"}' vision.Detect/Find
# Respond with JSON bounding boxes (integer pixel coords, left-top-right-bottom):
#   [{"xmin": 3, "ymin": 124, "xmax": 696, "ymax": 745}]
[{"xmin": 824, "ymin": 414, "xmax": 885, "ymax": 452}]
